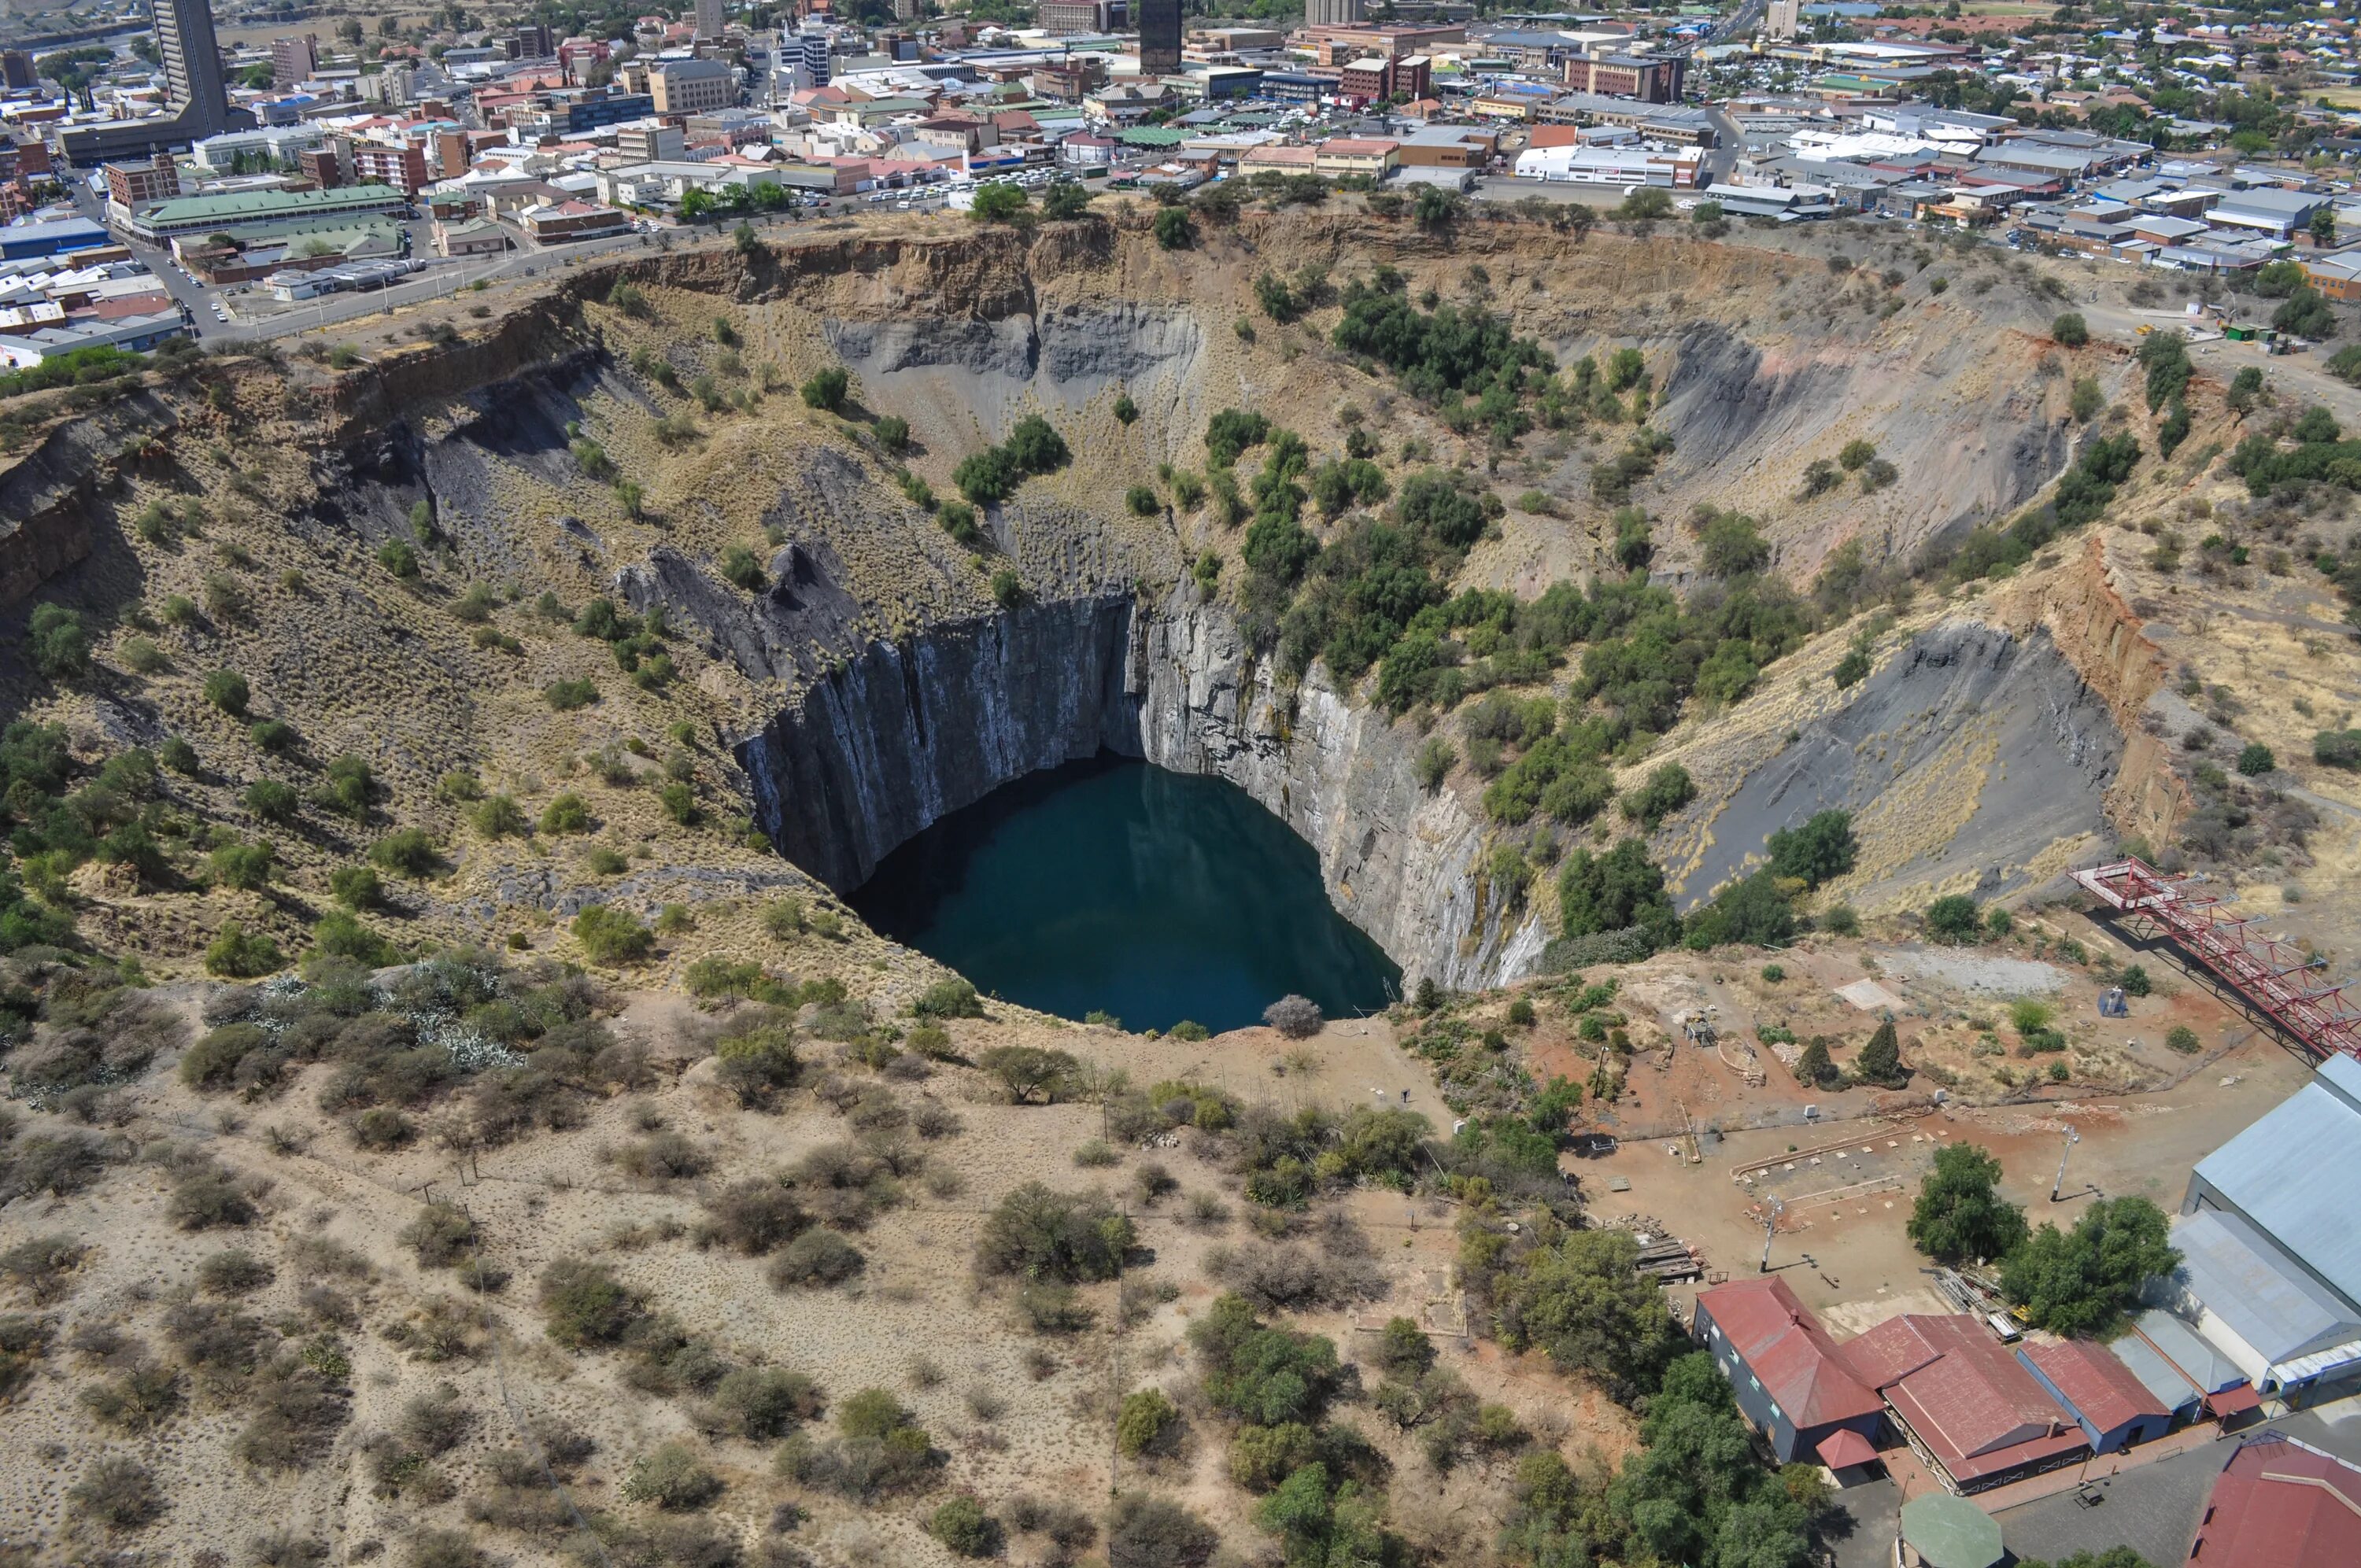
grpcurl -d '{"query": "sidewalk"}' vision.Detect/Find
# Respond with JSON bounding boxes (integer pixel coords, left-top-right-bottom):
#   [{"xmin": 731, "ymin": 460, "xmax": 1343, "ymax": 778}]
[{"xmin": 1884, "ymin": 1420, "xmax": 2230, "ymax": 1515}]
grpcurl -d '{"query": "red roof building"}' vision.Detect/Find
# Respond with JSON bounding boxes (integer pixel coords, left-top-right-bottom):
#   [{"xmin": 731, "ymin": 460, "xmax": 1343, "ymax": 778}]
[
  {"xmin": 1841, "ymin": 1315, "xmax": 2088, "ymax": 1492},
  {"xmin": 2019, "ymin": 1339, "xmax": 2173, "ymax": 1455},
  {"xmin": 1694, "ymin": 1277, "xmax": 1885, "ymax": 1466},
  {"xmin": 2188, "ymin": 1433, "xmax": 2361, "ymax": 1568}
]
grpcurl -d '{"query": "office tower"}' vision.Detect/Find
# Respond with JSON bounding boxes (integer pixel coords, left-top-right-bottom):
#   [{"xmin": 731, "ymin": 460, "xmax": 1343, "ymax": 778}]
[
  {"xmin": 1138, "ymin": 0, "xmax": 1180, "ymax": 74},
  {"xmin": 697, "ymin": 0, "xmax": 726, "ymax": 39},
  {"xmin": 157, "ymin": 0, "xmax": 231, "ymax": 137}
]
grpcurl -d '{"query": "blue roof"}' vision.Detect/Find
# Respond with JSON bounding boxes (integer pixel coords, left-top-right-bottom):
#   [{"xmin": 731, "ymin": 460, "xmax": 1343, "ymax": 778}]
[{"xmin": 2192, "ymin": 1055, "xmax": 2361, "ymax": 1308}]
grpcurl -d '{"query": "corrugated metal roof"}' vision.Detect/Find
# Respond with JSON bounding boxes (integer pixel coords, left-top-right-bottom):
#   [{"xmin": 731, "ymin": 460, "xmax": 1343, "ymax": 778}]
[
  {"xmin": 2106, "ymin": 1328, "xmax": 2202, "ymax": 1411},
  {"xmin": 2193, "ymin": 1061, "xmax": 2361, "ymax": 1308},
  {"xmin": 2174, "ymin": 1208, "xmax": 2361, "ymax": 1366},
  {"xmin": 2132, "ymin": 1310, "xmax": 2246, "ymax": 1393}
]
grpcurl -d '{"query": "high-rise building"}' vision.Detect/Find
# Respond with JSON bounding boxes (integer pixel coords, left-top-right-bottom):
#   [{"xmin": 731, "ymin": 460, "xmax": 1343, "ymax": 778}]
[
  {"xmin": 157, "ymin": 0, "xmax": 231, "ymax": 138},
  {"xmin": 799, "ymin": 28, "xmax": 831, "ymax": 87},
  {"xmin": 1305, "ymin": 0, "xmax": 1363, "ymax": 25},
  {"xmin": 1137, "ymin": 0, "xmax": 1180, "ymax": 73},
  {"xmin": 512, "ymin": 21, "xmax": 555, "ymax": 57},
  {"xmin": 0, "ymin": 50, "xmax": 35, "ymax": 90},
  {"xmin": 696, "ymin": 0, "xmax": 726, "ymax": 39},
  {"xmin": 651, "ymin": 57, "xmax": 737, "ymax": 115},
  {"xmin": 270, "ymin": 35, "xmax": 317, "ymax": 89},
  {"xmin": 1766, "ymin": 0, "xmax": 1801, "ymax": 41}
]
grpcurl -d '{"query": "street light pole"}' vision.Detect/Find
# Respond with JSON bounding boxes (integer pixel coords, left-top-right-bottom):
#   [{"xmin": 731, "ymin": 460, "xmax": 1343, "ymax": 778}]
[
  {"xmin": 1759, "ymin": 1197, "xmax": 1784, "ymax": 1273},
  {"xmin": 2050, "ymin": 1126, "xmax": 2080, "ymax": 1203}
]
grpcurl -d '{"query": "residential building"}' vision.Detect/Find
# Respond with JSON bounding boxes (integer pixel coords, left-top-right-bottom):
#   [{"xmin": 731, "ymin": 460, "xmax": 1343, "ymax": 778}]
[
  {"xmin": 1338, "ymin": 55, "xmax": 1429, "ymax": 103},
  {"xmin": 297, "ymin": 149, "xmax": 342, "ymax": 189},
  {"xmin": 2175, "ymin": 1054, "xmax": 2361, "ymax": 1404},
  {"xmin": 1692, "ymin": 1278, "xmax": 1885, "ymax": 1469},
  {"xmin": 652, "ymin": 60, "xmax": 738, "ymax": 116},
  {"xmin": 350, "ymin": 143, "xmax": 429, "ymax": 197},
  {"xmin": 1840, "ymin": 1314, "xmax": 2088, "ymax": 1493},
  {"xmin": 2015, "ymin": 1340, "xmax": 2171, "ymax": 1455},
  {"xmin": 2187, "ymin": 1433, "xmax": 2361, "ymax": 1568},
  {"xmin": 1766, "ymin": 0, "xmax": 1800, "ymax": 41},
  {"xmin": 1139, "ymin": 0, "xmax": 1184, "ymax": 75},
  {"xmin": 105, "ymin": 155, "xmax": 183, "ymax": 210},
  {"xmin": 271, "ymin": 35, "xmax": 318, "ymax": 90}
]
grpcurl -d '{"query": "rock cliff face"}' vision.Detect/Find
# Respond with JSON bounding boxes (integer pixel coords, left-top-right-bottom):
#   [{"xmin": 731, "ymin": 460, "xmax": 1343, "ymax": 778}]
[{"xmin": 735, "ymin": 590, "xmax": 1541, "ymax": 990}]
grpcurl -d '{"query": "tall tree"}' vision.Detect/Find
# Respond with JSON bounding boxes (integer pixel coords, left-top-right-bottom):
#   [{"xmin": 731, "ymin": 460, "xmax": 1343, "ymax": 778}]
[
  {"xmin": 1906, "ymin": 1143, "xmax": 2027, "ymax": 1264},
  {"xmin": 2003, "ymin": 1198, "xmax": 2180, "ymax": 1337}
]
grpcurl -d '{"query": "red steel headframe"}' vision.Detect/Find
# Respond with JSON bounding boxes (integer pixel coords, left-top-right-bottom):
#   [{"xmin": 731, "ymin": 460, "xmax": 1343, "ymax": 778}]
[{"xmin": 2071, "ymin": 857, "xmax": 2361, "ymax": 1062}]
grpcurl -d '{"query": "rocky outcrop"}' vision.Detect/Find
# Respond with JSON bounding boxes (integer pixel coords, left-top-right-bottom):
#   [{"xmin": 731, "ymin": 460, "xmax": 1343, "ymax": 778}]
[
  {"xmin": 0, "ymin": 388, "xmax": 178, "ymax": 608},
  {"xmin": 734, "ymin": 589, "xmax": 1540, "ymax": 990}
]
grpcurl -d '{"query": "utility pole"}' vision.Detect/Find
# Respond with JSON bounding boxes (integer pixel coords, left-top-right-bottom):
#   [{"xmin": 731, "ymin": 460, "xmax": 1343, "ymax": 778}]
[
  {"xmin": 2050, "ymin": 1125, "xmax": 2080, "ymax": 1203},
  {"xmin": 1759, "ymin": 1197, "xmax": 1784, "ymax": 1273}
]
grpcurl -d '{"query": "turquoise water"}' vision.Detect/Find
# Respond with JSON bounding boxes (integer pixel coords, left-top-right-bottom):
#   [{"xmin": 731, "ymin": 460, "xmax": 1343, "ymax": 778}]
[{"xmin": 848, "ymin": 756, "xmax": 1401, "ymax": 1035}]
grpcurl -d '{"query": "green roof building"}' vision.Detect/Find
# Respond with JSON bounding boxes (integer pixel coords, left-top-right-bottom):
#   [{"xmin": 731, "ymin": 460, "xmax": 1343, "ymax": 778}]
[{"xmin": 124, "ymin": 183, "xmax": 411, "ymax": 243}]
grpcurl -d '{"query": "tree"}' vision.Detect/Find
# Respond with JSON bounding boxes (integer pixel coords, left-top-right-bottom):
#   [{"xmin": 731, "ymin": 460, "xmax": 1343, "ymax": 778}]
[
  {"xmin": 1557, "ymin": 840, "xmax": 1679, "ymax": 951},
  {"xmin": 1793, "ymin": 1039, "xmax": 1838, "ymax": 1089},
  {"xmin": 1620, "ymin": 762, "xmax": 1695, "ymax": 829},
  {"xmin": 2236, "ymin": 742, "xmax": 2275, "ymax": 777},
  {"xmin": 973, "ymin": 1180, "xmax": 1129, "ymax": 1284},
  {"xmin": 1617, "ymin": 187, "xmax": 1672, "ymax": 221},
  {"xmin": 1040, "ymin": 179, "xmax": 1092, "ymax": 220},
  {"xmin": 1262, "ymin": 995, "xmax": 1322, "ymax": 1038},
  {"xmin": 1853, "ymin": 1020, "xmax": 1905, "ymax": 1087},
  {"xmin": 1907, "ymin": 1142, "xmax": 2027, "ymax": 1263},
  {"xmin": 2311, "ymin": 208, "xmax": 2337, "ymax": 247},
  {"xmin": 2017, "ymin": 1550, "xmax": 2156, "ymax": 1568},
  {"xmin": 2273, "ymin": 286, "xmax": 2336, "ymax": 341},
  {"xmin": 2004, "ymin": 1197, "xmax": 2178, "ymax": 1337},
  {"xmin": 1764, "ymin": 810, "xmax": 1856, "ymax": 888},
  {"xmin": 2050, "ymin": 312, "xmax": 2089, "ymax": 348},
  {"xmin": 1152, "ymin": 206, "xmax": 1193, "ymax": 249},
  {"xmin": 969, "ymin": 181, "xmax": 1026, "ymax": 223},
  {"xmin": 1492, "ymin": 1228, "xmax": 1683, "ymax": 1400},
  {"xmin": 1003, "ymin": 414, "xmax": 1070, "ymax": 474}
]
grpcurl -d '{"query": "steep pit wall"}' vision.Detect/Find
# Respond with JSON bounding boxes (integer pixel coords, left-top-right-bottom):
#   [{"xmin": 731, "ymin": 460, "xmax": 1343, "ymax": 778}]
[
  {"xmin": 735, "ymin": 590, "xmax": 1540, "ymax": 991},
  {"xmin": 1991, "ymin": 530, "xmax": 2187, "ymax": 850}
]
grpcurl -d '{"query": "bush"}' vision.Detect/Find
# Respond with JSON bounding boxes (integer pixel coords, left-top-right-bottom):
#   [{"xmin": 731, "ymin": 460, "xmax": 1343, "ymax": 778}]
[
  {"xmin": 198, "ymin": 1247, "xmax": 273, "ymax": 1295},
  {"xmin": 370, "ymin": 828, "xmax": 441, "ymax": 877},
  {"xmin": 977, "ymin": 1045, "xmax": 1082, "ymax": 1104},
  {"xmin": 1118, "ymin": 1386, "xmax": 1179, "ymax": 1456},
  {"xmin": 539, "ymin": 793, "xmax": 591, "ymax": 834},
  {"xmin": 377, "ymin": 540, "xmax": 419, "ymax": 577},
  {"xmin": 800, "ymin": 366, "xmax": 850, "ymax": 411},
  {"xmin": 914, "ymin": 977, "xmax": 984, "ymax": 1019},
  {"xmin": 769, "ymin": 1228, "xmax": 865, "ymax": 1289},
  {"xmin": 1262, "ymin": 994, "xmax": 1323, "ymax": 1038},
  {"xmin": 1923, "ymin": 895, "xmax": 1981, "ymax": 943},
  {"xmin": 1620, "ymin": 762, "xmax": 1695, "ymax": 828},
  {"xmin": 977, "ymin": 1182, "xmax": 1135, "ymax": 1283},
  {"xmin": 30, "ymin": 603, "xmax": 87, "ymax": 679},
  {"xmin": 621, "ymin": 1441, "xmax": 722, "ymax": 1510},
  {"xmin": 711, "ymin": 1367, "xmax": 822, "ymax": 1440},
  {"xmin": 573, "ymin": 906, "xmax": 653, "ymax": 965},
  {"xmin": 205, "ymin": 669, "xmax": 251, "ymax": 715},
  {"xmin": 930, "ymin": 1495, "xmax": 999, "ymax": 1557},
  {"xmin": 2050, "ymin": 312, "xmax": 2089, "ymax": 348},
  {"xmin": 538, "ymin": 1256, "xmax": 641, "ymax": 1348},
  {"xmin": 545, "ymin": 678, "xmax": 599, "ymax": 710},
  {"xmin": 2236, "ymin": 742, "xmax": 2275, "ymax": 777},
  {"xmin": 402, "ymin": 1201, "xmax": 477, "ymax": 1267},
  {"xmin": 205, "ymin": 922, "xmax": 284, "ymax": 979},
  {"xmin": 2165, "ymin": 1024, "xmax": 2200, "ymax": 1053},
  {"xmin": 68, "ymin": 1454, "xmax": 164, "ymax": 1531},
  {"xmin": 2, "ymin": 1234, "xmax": 87, "ymax": 1304},
  {"xmin": 703, "ymin": 1179, "xmax": 804, "ymax": 1254},
  {"xmin": 1106, "ymin": 1493, "xmax": 1218, "ymax": 1568}
]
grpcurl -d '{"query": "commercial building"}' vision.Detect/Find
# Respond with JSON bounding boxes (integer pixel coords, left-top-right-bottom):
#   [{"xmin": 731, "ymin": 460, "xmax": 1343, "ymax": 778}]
[
  {"xmin": 0, "ymin": 310, "xmax": 187, "ymax": 369},
  {"xmin": 2187, "ymin": 1432, "xmax": 2361, "ymax": 1567},
  {"xmin": 1338, "ymin": 54, "xmax": 1429, "ymax": 104},
  {"xmin": 0, "ymin": 216, "xmax": 111, "ymax": 262},
  {"xmin": 193, "ymin": 124, "xmax": 330, "ymax": 172},
  {"xmin": 696, "ymin": 0, "xmax": 725, "ymax": 39},
  {"xmin": 119, "ymin": 184, "xmax": 410, "ymax": 245},
  {"xmin": 105, "ymin": 155, "xmax": 183, "ymax": 209},
  {"xmin": 1306, "ymin": 0, "xmax": 1365, "ymax": 24},
  {"xmin": 1395, "ymin": 124, "xmax": 1496, "ymax": 170},
  {"xmin": 433, "ymin": 217, "xmax": 509, "ymax": 257},
  {"xmin": 2175, "ymin": 1054, "xmax": 2361, "ymax": 1405},
  {"xmin": 652, "ymin": 59, "xmax": 737, "ymax": 116},
  {"xmin": 1512, "ymin": 142, "xmax": 1700, "ymax": 187},
  {"xmin": 271, "ymin": 35, "xmax": 319, "ymax": 89},
  {"xmin": 1841, "ymin": 1315, "xmax": 2089, "ymax": 1492},
  {"xmin": 2207, "ymin": 186, "xmax": 2332, "ymax": 242},
  {"xmin": 0, "ymin": 50, "xmax": 33, "ymax": 90},
  {"xmin": 1562, "ymin": 51, "xmax": 1685, "ymax": 104},
  {"xmin": 1138, "ymin": 0, "xmax": 1184, "ymax": 75},
  {"xmin": 617, "ymin": 124, "xmax": 687, "ymax": 164},
  {"xmin": 517, "ymin": 198, "xmax": 631, "ymax": 243},
  {"xmin": 1039, "ymin": 0, "xmax": 1126, "ymax": 31},
  {"xmin": 1693, "ymin": 1278, "xmax": 1885, "ymax": 1470},
  {"xmin": 1311, "ymin": 137, "xmax": 1398, "ymax": 178},
  {"xmin": 2015, "ymin": 1339, "xmax": 2171, "ymax": 1455}
]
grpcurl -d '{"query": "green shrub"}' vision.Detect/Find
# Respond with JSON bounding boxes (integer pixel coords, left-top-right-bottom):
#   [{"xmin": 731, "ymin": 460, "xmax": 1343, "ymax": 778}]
[
  {"xmin": 545, "ymin": 678, "xmax": 598, "ymax": 710},
  {"xmin": 204, "ymin": 922, "xmax": 283, "ymax": 978},
  {"xmin": 376, "ymin": 540, "xmax": 419, "ymax": 577},
  {"xmin": 1117, "ymin": 1387, "xmax": 1179, "ymax": 1456},
  {"xmin": 538, "ymin": 1257, "xmax": 641, "ymax": 1347},
  {"xmin": 538, "ymin": 794, "xmax": 591, "ymax": 834},
  {"xmin": 620, "ymin": 1442, "xmax": 722, "ymax": 1510},
  {"xmin": 2165, "ymin": 1024, "xmax": 2200, "ymax": 1053},
  {"xmin": 769, "ymin": 1228, "xmax": 864, "ymax": 1289},
  {"xmin": 370, "ymin": 828, "xmax": 440, "ymax": 877},
  {"xmin": 977, "ymin": 1182, "xmax": 1135, "ymax": 1283},
  {"xmin": 573, "ymin": 906, "xmax": 652, "ymax": 965},
  {"xmin": 931, "ymin": 1495, "xmax": 998, "ymax": 1556},
  {"xmin": 914, "ymin": 977, "xmax": 984, "ymax": 1019},
  {"xmin": 1923, "ymin": 895, "xmax": 1980, "ymax": 943},
  {"xmin": 205, "ymin": 669, "xmax": 251, "ymax": 715},
  {"xmin": 29, "ymin": 603, "xmax": 88, "ymax": 679}
]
